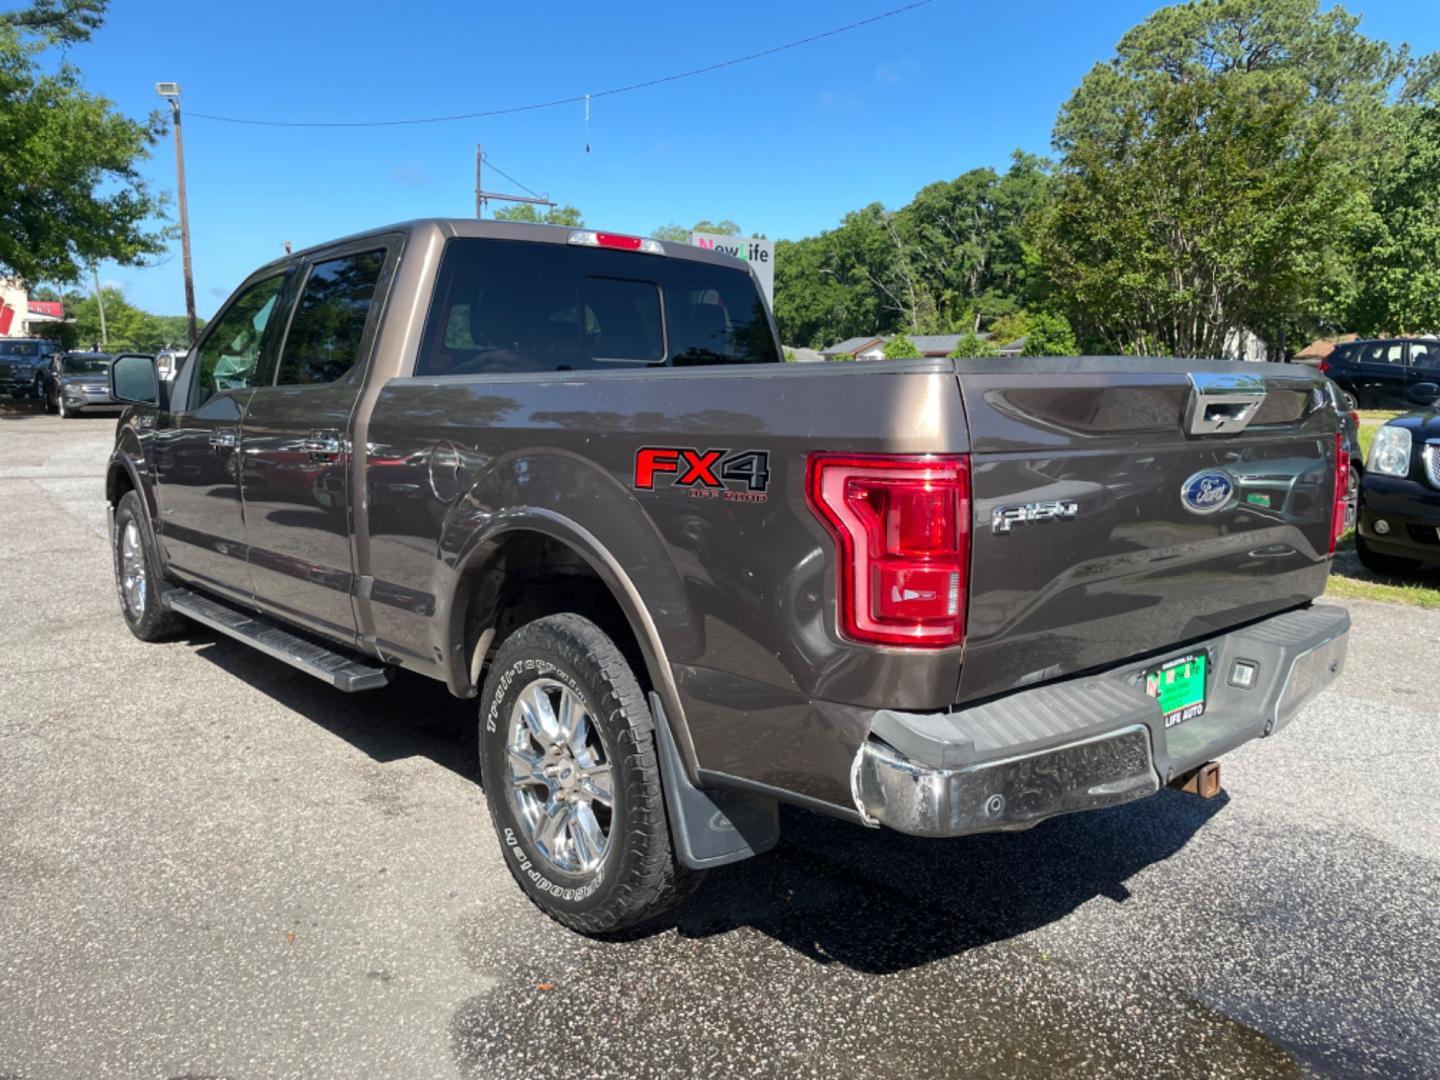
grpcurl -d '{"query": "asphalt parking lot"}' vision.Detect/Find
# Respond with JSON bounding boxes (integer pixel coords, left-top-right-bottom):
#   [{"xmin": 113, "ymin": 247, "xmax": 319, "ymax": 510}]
[{"xmin": 2, "ymin": 408, "xmax": 1439, "ymax": 1080}]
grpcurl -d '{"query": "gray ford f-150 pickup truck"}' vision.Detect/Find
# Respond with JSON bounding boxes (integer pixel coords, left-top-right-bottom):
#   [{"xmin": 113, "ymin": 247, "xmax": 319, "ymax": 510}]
[{"xmin": 105, "ymin": 219, "xmax": 1351, "ymax": 933}]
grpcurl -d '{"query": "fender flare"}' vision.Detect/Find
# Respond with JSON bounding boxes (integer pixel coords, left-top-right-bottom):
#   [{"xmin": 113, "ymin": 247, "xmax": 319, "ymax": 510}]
[
  {"xmin": 439, "ymin": 507, "xmax": 703, "ymax": 780},
  {"xmin": 105, "ymin": 439, "xmax": 166, "ymax": 575}
]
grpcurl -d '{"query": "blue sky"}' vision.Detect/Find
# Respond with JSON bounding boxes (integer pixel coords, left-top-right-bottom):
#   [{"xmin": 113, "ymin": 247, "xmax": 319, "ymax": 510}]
[{"xmin": 63, "ymin": 0, "xmax": 1440, "ymax": 318}]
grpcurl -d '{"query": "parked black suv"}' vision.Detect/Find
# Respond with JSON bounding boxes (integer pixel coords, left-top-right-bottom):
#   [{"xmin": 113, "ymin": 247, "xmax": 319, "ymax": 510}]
[{"xmin": 1322, "ymin": 337, "xmax": 1440, "ymax": 410}]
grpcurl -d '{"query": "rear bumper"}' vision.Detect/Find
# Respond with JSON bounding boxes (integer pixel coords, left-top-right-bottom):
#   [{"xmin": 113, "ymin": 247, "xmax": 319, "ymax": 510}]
[{"xmin": 852, "ymin": 604, "xmax": 1349, "ymax": 837}]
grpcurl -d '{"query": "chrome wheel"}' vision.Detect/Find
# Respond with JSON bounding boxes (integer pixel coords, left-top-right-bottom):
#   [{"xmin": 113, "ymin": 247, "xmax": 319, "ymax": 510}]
[
  {"xmin": 119, "ymin": 519, "xmax": 147, "ymax": 618},
  {"xmin": 505, "ymin": 679, "xmax": 613, "ymax": 875}
]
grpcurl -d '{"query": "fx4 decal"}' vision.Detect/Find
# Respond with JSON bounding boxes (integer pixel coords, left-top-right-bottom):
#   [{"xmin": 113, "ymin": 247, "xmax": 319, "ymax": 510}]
[{"xmin": 635, "ymin": 447, "xmax": 771, "ymax": 503}]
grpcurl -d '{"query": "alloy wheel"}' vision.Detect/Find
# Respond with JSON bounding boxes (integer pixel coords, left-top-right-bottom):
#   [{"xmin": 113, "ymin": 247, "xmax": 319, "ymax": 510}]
[
  {"xmin": 119, "ymin": 519, "xmax": 147, "ymax": 619},
  {"xmin": 505, "ymin": 679, "xmax": 614, "ymax": 874}
]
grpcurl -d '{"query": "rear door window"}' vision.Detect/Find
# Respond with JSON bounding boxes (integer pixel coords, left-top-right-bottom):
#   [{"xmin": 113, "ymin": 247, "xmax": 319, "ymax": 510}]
[
  {"xmin": 277, "ymin": 250, "xmax": 387, "ymax": 385},
  {"xmin": 1359, "ymin": 341, "xmax": 1405, "ymax": 366},
  {"xmin": 415, "ymin": 238, "xmax": 777, "ymax": 376}
]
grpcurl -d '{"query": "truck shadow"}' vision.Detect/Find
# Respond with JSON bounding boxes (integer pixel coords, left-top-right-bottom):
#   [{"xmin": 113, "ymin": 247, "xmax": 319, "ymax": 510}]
[
  {"xmin": 188, "ymin": 629, "xmax": 1225, "ymax": 975},
  {"xmin": 671, "ymin": 793, "xmax": 1225, "ymax": 974}
]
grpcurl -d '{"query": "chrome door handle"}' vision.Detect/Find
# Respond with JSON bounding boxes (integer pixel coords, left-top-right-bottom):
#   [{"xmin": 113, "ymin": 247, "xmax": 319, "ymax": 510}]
[
  {"xmin": 303, "ymin": 431, "xmax": 343, "ymax": 461},
  {"xmin": 208, "ymin": 428, "xmax": 238, "ymax": 451}
]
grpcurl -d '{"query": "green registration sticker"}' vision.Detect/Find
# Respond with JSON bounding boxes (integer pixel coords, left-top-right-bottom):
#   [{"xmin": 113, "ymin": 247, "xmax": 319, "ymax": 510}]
[{"xmin": 1145, "ymin": 653, "xmax": 1207, "ymax": 728}]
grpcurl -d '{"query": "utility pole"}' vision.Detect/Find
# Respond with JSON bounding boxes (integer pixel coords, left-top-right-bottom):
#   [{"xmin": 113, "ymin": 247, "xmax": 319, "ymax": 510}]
[
  {"xmin": 157, "ymin": 82, "xmax": 198, "ymax": 346},
  {"xmin": 91, "ymin": 265, "xmax": 107, "ymax": 348},
  {"xmin": 473, "ymin": 144, "xmax": 557, "ymax": 219}
]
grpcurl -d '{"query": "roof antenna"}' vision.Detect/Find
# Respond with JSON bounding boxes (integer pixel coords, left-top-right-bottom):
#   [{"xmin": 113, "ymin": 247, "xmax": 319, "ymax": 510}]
[{"xmin": 584, "ymin": 93, "xmax": 590, "ymax": 154}]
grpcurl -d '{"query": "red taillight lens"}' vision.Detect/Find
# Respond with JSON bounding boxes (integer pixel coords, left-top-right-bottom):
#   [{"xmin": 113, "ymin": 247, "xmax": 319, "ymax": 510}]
[
  {"xmin": 1329, "ymin": 432, "xmax": 1350, "ymax": 555},
  {"xmin": 806, "ymin": 453, "xmax": 970, "ymax": 647},
  {"xmin": 1318, "ymin": 359, "xmax": 1330, "ymax": 373}
]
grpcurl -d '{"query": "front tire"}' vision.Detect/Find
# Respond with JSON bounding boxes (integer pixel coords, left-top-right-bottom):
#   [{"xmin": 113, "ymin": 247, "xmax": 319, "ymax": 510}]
[
  {"xmin": 477, "ymin": 613, "xmax": 698, "ymax": 935},
  {"xmin": 1354, "ymin": 534, "xmax": 1424, "ymax": 577},
  {"xmin": 113, "ymin": 491, "xmax": 185, "ymax": 641}
]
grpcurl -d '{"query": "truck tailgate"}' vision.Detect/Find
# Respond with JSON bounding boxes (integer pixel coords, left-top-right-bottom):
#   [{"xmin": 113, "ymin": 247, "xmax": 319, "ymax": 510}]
[{"xmin": 956, "ymin": 358, "xmax": 1339, "ymax": 704}]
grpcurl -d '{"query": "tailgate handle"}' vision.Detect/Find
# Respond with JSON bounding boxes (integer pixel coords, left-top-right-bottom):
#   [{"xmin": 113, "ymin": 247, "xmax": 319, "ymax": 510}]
[{"xmin": 1184, "ymin": 374, "xmax": 1266, "ymax": 436}]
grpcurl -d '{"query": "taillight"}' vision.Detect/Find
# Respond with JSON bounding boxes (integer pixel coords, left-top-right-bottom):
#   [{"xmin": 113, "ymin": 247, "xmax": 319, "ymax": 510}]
[
  {"xmin": 1329, "ymin": 432, "xmax": 1350, "ymax": 555},
  {"xmin": 568, "ymin": 229, "xmax": 665, "ymax": 255},
  {"xmin": 806, "ymin": 453, "xmax": 970, "ymax": 648},
  {"xmin": 1318, "ymin": 360, "xmax": 1330, "ymax": 373}
]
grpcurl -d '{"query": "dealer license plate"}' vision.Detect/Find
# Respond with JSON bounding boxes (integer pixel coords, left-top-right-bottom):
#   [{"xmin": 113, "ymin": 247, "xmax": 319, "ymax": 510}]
[{"xmin": 1145, "ymin": 653, "xmax": 1208, "ymax": 728}]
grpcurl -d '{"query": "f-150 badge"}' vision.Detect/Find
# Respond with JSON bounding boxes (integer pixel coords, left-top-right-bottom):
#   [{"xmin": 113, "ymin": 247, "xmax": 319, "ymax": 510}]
[
  {"xmin": 635, "ymin": 447, "xmax": 771, "ymax": 503},
  {"xmin": 991, "ymin": 500, "xmax": 1079, "ymax": 534}
]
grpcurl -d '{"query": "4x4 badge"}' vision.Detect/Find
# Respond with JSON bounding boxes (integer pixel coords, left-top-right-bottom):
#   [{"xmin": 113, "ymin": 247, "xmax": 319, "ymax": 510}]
[{"xmin": 635, "ymin": 447, "xmax": 771, "ymax": 503}]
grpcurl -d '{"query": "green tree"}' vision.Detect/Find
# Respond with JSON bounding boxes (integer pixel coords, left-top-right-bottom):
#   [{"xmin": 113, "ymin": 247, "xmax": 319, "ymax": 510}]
[
  {"xmin": 493, "ymin": 204, "xmax": 584, "ymax": 227},
  {"xmin": 985, "ymin": 311, "xmax": 1031, "ymax": 347},
  {"xmin": 883, "ymin": 333, "xmax": 921, "ymax": 359},
  {"xmin": 0, "ymin": 1, "xmax": 169, "ymax": 285},
  {"xmin": 63, "ymin": 286, "xmax": 203, "ymax": 350},
  {"xmin": 1036, "ymin": 0, "xmax": 1415, "ymax": 357},
  {"xmin": 1021, "ymin": 312, "xmax": 1079, "ymax": 356},
  {"xmin": 947, "ymin": 331, "xmax": 1000, "ymax": 358},
  {"xmin": 652, "ymin": 220, "xmax": 744, "ymax": 244},
  {"xmin": 1348, "ymin": 99, "xmax": 1440, "ymax": 333}
]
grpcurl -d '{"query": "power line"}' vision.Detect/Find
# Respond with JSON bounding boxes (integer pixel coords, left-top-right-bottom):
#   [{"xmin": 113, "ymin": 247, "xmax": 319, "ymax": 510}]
[
  {"xmin": 186, "ymin": 1, "xmax": 932, "ymax": 129},
  {"xmin": 481, "ymin": 153, "xmax": 544, "ymax": 200}
]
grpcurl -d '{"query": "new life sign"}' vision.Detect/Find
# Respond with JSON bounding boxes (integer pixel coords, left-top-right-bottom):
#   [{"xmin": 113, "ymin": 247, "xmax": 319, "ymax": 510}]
[{"xmin": 691, "ymin": 232, "xmax": 774, "ymax": 309}]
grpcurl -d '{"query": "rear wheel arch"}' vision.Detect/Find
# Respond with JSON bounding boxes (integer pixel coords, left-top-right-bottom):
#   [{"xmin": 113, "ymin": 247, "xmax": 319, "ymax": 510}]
[{"xmin": 442, "ymin": 517, "xmax": 701, "ymax": 778}]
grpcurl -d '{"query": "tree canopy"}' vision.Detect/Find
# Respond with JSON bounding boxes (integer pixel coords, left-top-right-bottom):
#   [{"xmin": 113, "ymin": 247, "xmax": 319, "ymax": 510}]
[
  {"xmin": 772, "ymin": 154, "xmax": 1052, "ymax": 349},
  {"xmin": 652, "ymin": 220, "xmax": 744, "ymax": 243},
  {"xmin": 60, "ymin": 286, "xmax": 201, "ymax": 351},
  {"xmin": 771, "ymin": 0, "xmax": 1440, "ymax": 358},
  {"xmin": 492, "ymin": 203, "xmax": 584, "ymax": 227},
  {"xmin": 1034, "ymin": 0, "xmax": 1420, "ymax": 356},
  {"xmin": 0, "ymin": 0, "xmax": 169, "ymax": 286}
]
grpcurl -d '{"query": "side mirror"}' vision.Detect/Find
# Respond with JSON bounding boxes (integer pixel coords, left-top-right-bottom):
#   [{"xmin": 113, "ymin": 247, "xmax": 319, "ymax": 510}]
[
  {"xmin": 1406, "ymin": 381, "xmax": 1440, "ymax": 408},
  {"xmin": 110, "ymin": 353, "xmax": 159, "ymax": 406}
]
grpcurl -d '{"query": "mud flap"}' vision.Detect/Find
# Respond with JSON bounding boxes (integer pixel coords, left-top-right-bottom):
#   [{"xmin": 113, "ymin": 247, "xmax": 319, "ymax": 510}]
[{"xmin": 649, "ymin": 692, "xmax": 780, "ymax": 870}]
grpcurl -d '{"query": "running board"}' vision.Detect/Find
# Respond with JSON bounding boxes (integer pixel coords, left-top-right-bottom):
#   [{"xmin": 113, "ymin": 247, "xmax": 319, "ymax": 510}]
[{"xmin": 163, "ymin": 588, "xmax": 392, "ymax": 692}]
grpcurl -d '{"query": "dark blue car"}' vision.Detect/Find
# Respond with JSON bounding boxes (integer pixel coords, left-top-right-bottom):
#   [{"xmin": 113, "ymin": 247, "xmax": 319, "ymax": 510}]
[{"xmin": 0, "ymin": 338, "xmax": 53, "ymax": 400}]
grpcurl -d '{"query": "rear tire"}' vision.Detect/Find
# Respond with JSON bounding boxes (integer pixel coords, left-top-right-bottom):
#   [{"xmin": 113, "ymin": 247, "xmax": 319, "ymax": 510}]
[
  {"xmin": 1354, "ymin": 534, "xmax": 1424, "ymax": 577},
  {"xmin": 113, "ymin": 491, "xmax": 185, "ymax": 641},
  {"xmin": 1340, "ymin": 388, "xmax": 1360, "ymax": 411},
  {"xmin": 477, "ymin": 613, "xmax": 699, "ymax": 935}
]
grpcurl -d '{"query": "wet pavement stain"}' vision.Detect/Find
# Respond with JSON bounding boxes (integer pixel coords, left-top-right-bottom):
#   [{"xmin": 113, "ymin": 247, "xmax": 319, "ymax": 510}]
[{"xmin": 445, "ymin": 795, "xmax": 1370, "ymax": 1080}]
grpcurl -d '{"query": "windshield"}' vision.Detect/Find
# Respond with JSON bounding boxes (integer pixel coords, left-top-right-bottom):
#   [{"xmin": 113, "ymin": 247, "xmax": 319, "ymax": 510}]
[
  {"xmin": 62, "ymin": 356, "xmax": 110, "ymax": 375},
  {"xmin": 0, "ymin": 341, "xmax": 44, "ymax": 357}
]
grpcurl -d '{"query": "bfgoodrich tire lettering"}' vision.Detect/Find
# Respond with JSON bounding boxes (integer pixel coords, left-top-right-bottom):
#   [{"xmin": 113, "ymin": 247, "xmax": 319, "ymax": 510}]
[{"xmin": 477, "ymin": 613, "xmax": 698, "ymax": 934}]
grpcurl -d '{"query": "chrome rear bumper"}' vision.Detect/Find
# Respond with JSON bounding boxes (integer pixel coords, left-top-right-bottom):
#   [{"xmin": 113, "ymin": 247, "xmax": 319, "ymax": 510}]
[{"xmin": 852, "ymin": 605, "xmax": 1349, "ymax": 837}]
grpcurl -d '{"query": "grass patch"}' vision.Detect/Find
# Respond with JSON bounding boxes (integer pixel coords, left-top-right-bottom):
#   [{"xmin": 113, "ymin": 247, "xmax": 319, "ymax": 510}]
[
  {"xmin": 1326, "ymin": 567, "xmax": 1440, "ymax": 609},
  {"xmin": 1329, "ymin": 539, "xmax": 1440, "ymax": 610}
]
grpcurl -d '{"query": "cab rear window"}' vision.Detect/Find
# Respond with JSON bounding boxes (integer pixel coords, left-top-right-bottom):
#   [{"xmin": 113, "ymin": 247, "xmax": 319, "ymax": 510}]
[{"xmin": 415, "ymin": 238, "xmax": 778, "ymax": 376}]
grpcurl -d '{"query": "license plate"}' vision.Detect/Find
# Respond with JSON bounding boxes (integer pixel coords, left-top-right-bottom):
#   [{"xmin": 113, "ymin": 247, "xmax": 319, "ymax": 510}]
[{"xmin": 1145, "ymin": 652, "xmax": 1208, "ymax": 728}]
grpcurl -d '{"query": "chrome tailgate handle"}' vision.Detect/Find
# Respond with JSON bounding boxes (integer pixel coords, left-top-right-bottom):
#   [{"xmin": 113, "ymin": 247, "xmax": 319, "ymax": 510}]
[{"xmin": 1185, "ymin": 373, "xmax": 1266, "ymax": 435}]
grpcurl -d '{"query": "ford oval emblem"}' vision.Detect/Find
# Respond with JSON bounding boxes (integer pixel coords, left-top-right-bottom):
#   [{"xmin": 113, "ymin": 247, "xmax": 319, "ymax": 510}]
[{"xmin": 1180, "ymin": 469, "xmax": 1236, "ymax": 515}]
